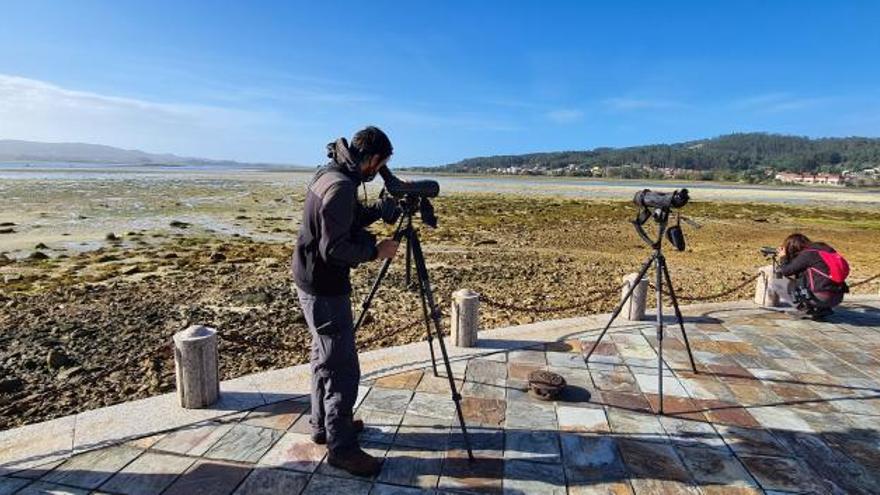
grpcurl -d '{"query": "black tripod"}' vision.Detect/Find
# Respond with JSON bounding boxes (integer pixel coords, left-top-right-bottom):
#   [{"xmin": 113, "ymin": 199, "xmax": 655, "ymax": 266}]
[
  {"xmin": 584, "ymin": 207, "xmax": 698, "ymax": 414},
  {"xmin": 353, "ymin": 196, "xmax": 475, "ymax": 461}
]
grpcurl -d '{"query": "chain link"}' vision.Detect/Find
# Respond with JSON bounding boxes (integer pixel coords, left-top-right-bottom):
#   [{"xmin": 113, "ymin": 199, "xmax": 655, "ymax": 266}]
[
  {"xmin": 479, "ymin": 285, "xmax": 622, "ymax": 314},
  {"xmin": 649, "ymin": 273, "xmax": 761, "ymax": 302},
  {"xmin": 850, "ymin": 272, "xmax": 880, "ymax": 288}
]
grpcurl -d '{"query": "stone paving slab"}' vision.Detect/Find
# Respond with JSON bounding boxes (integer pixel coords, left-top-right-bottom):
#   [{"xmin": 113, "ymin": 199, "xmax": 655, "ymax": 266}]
[
  {"xmin": 257, "ymin": 432, "xmax": 326, "ymax": 474},
  {"xmin": 2, "ymin": 297, "xmax": 880, "ymax": 494},
  {"xmin": 232, "ymin": 467, "xmax": 309, "ymax": 495},
  {"xmin": 163, "ymin": 459, "xmax": 252, "ymax": 495},
  {"xmin": 40, "ymin": 444, "xmax": 143, "ymax": 489},
  {"xmin": 99, "ymin": 451, "xmax": 196, "ymax": 495},
  {"xmin": 203, "ymin": 424, "xmax": 284, "ymax": 463}
]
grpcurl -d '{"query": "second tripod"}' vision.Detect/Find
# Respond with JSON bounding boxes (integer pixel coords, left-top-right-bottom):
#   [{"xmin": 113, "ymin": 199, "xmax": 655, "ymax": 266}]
[
  {"xmin": 584, "ymin": 204, "xmax": 698, "ymax": 414},
  {"xmin": 353, "ymin": 196, "xmax": 475, "ymax": 461}
]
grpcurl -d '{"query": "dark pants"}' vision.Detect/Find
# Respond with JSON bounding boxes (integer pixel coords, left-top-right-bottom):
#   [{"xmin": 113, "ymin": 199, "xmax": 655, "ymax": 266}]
[
  {"xmin": 296, "ymin": 287, "xmax": 360, "ymax": 453},
  {"xmin": 791, "ymin": 275, "xmax": 844, "ymax": 311}
]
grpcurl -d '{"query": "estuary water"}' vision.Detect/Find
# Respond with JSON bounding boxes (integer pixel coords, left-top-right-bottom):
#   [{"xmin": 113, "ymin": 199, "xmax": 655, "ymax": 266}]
[{"xmin": 1, "ymin": 162, "xmax": 877, "ymax": 208}]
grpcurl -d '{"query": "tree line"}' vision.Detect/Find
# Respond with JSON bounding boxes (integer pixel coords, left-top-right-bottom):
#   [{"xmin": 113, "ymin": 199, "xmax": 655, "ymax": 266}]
[{"xmin": 433, "ymin": 133, "xmax": 880, "ymax": 175}]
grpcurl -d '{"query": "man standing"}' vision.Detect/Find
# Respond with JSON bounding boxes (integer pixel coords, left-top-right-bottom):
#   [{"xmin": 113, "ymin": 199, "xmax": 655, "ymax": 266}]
[{"xmin": 292, "ymin": 126, "xmax": 399, "ymax": 476}]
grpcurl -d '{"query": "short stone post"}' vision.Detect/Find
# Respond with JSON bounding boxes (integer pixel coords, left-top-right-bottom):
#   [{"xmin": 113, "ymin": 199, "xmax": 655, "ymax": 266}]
[
  {"xmin": 451, "ymin": 289, "xmax": 480, "ymax": 348},
  {"xmin": 621, "ymin": 273, "xmax": 648, "ymax": 321},
  {"xmin": 173, "ymin": 325, "xmax": 219, "ymax": 409},
  {"xmin": 754, "ymin": 265, "xmax": 779, "ymax": 307}
]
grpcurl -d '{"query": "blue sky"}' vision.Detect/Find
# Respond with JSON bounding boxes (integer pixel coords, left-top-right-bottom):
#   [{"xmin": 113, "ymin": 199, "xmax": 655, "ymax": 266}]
[{"xmin": 1, "ymin": 1, "xmax": 879, "ymax": 165}]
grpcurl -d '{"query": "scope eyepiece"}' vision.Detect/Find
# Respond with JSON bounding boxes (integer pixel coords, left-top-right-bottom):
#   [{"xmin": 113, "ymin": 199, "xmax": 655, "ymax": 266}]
[{"xmin": 633, "ymin": 188, "xmax": 689, "ymax": 210}]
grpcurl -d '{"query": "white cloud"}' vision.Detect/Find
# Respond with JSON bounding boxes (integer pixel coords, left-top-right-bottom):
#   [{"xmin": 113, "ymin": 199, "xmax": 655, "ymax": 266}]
[
  {"xmin": 546, "ymin": 109, "xmax": 584, "ymax": 124},
  {"xmin": 380, "ymin": 108, "xmax": 520, "ymax": 131},
  {"xmin": 731, "ymin": 92, "xmax": 830, "ymax": 113},
  {"xmin": 602, "ymin": 97, "xmax": 684, "ymax": 111},
  {"xmin": 0, "ymin": 74, "xmax": 291, "ymax": 161}
]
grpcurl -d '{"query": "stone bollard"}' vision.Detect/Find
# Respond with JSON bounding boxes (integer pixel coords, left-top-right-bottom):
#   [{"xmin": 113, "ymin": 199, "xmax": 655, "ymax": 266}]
[
  {"xmin": 621, "ymin": 273, "xmax": 648, "ymax": 321},
  {"xmin": 754, "ymin": 265, "xmax": 779, "ymax": 307},
  {"xmin": 451, "ymin": 289, "xmax": 480, "ymax": 347},
  {"xmin": 173, "ymin": 325, "xmax": 219, "ymax": 409}
]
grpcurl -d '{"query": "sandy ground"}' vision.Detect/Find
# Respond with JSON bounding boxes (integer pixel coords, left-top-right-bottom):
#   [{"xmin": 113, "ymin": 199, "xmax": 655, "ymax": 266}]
[{"xmin": 1, "ymin": 168, "xmax": 879, "ymax": 428}]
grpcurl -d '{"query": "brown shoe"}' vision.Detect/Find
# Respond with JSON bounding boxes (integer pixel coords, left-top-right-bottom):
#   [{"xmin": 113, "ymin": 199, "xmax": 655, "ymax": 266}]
[
  {"xmin": 311, "ymin": 419, "xmax": 365, "ymax": 445},
  {"xmin": 327, "ymin": 446, "xmax": 382, "ymax": 477}
]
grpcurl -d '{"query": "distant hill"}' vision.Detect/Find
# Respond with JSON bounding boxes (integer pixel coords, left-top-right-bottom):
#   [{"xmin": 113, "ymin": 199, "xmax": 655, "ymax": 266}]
[
  {"xmin": 0, "ymin": 140, "xmax": 290, "ymax": 167},
  {"xmin": 436, "ymin": 133, "xmax": 880, "ymax": 179}
]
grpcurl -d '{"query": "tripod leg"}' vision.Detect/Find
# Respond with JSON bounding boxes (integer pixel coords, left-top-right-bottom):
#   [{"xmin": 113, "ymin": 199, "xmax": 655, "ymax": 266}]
[
  {"xmin": 405, "ymin": 230, "xmax": 413, "ymax": 289},
  {"xmin": 585, "ymin": 254, "xmax": 656, "ymax": 363},
  {"xmin": 659, "ymin": 256, "xmax": 698, "ymax": 373},
  {"xmin": 655, "ymin": 253, "xmax": 664, "ymax": 415},
  {"xmin": 416, "ymin": 269, "xmax": 439, "ymax": 377},
  {"xmin": 410, "ymin": 231, "xmax": 475, "ymax": 461},
  {"xmin": 353, "ymin": 216, "xmax": 407, "ymax": 333}
]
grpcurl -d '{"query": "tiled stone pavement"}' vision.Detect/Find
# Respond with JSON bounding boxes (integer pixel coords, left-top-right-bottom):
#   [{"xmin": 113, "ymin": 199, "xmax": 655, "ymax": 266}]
[{"xmin": 2, "ymin": 301, "xmax": 880, "ymax": 494}]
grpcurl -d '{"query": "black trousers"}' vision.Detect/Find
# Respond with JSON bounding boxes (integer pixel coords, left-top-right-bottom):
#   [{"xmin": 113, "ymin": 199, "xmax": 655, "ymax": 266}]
[
  {"xmin": 296, "ymin": 287, "xmax": 360, "ymax": 453},
  {"xmin": 792, "ymin": 275, "xmax": 844, "ymax": 310}
]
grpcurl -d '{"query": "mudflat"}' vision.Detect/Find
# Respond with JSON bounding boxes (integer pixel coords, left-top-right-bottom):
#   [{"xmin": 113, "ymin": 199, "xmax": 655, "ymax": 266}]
[{"xmin": 1, "ymin": 168, "xmax": 879, "ymax": 429}]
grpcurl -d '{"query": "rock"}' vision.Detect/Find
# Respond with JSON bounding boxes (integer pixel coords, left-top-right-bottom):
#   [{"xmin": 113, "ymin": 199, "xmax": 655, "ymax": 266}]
[
  {"xmin": 35, "ymin": 242, "xmax": 49, "ymax": 250},
  {"xmin": 0, "ymin": 377, "xmax": 23, "ymax": 394},
  {"xmin": 105, "ymin": 232, "xmax": 120, "ymax": 241},
  {"xmin": 238, "ymin": 291, "xmax": 271, "ymax": 305},
  {"xmin": 97, "ymin": 254, "xmax": 119, "ymax": 263},
  {"xmin": 56, "ymin": 366, "xmax": 84, "ymax": 381},
  {"xmin": 163, "ymin": 252, "xmax": 178, "ymax": 259},
  {"xmin": 0, "ymin": 253, "xmax": 11, "ymax": 266},
  {"xmin": 474, "ymin": 239, "xmax": 498, "ymax": 246},
  {"xmin": 121, "ymin": 266, "xmax": 141, "ymax": 275},
  {"xmin": 255, "ymin": 355, "xmax": 272, "ymax": 367},
  {"xmin": 209, "ymin": 251, "xmax": 227, "ymax": 263},
  {"xmin": 0, "ymin": 222, "xmax": 15, "ymax": 227},
  {"xmin": 4, "ymin": 274, "xmax": 23, "ymax": 284},
  {"xmin": 0, "ymin": 228, "xmax": 14, "ymax": 234},
  {"xmin": 46, "ymin": 349, "xmax": 73, "ymax": 370},
  {"xmin": 169, "ymin": 220, "xmax": 191, "ymax": 229},
  {"xmin": 28, "ymin": 251, "xmax": 50, "ymax": 261}
]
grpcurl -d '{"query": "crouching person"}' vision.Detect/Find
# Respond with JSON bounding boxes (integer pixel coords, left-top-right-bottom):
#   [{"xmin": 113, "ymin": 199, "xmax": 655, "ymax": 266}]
[
  {"xmin": 775, "ymin": 233, "xmax": 849, "ymax": 320},
  {"xmin": 292, "ymin": 126, "xmax": 399, "ymax": 476}
]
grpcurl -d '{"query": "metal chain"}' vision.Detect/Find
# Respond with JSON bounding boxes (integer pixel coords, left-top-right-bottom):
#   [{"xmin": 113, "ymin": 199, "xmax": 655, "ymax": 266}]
[
  {"xmin": 221, "ymin": 333, "xmax": 304, "ymax": 353},
  {"xmin": 479, "ymin": 285, "xmax": 622, "ymax": 314},
  {"xmin": 649, "ymin": 273, "xmax": 760, "ymax": 302},
  {"xmin": 850, "ymin": 272, "xmax": 880, "ymax": 288},
  {"xmin": 357, "ymin": 315, "xmax": 427, "ymax": 347}
]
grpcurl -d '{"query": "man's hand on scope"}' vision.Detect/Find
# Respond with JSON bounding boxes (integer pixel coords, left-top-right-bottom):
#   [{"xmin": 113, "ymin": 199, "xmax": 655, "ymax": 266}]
[
  {"xmin": 377, "ymin": 191, "xmax": 401, "ymax": 224},
  {"xmin": 376, "ymin": 239, "xmax": 400, "ymax": 259}
]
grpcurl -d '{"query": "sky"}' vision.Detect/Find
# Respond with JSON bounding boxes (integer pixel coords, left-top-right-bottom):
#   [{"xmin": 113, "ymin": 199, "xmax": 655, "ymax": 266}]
[{"xmin": 1, "ymin": 1, "xmax": 879, "ymax": 166}]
